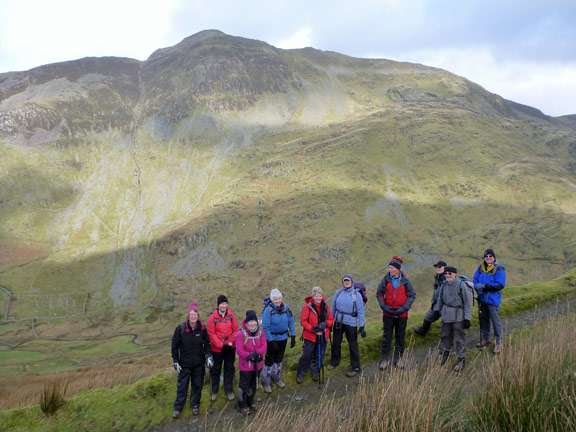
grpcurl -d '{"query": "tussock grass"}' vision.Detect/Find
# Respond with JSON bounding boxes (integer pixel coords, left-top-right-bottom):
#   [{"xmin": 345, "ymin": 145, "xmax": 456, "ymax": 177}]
[{"xmin": 39, "ymin": 378, "xmax": 68, "ymax": 417}]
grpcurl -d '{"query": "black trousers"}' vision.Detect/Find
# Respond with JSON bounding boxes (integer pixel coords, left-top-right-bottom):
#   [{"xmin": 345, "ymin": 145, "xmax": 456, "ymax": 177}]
[
  {"xmin": 174, "ymin": 366, "xmax": 204, "ymax": 410},
  {"xmin": 264, "ymin": 339, "xmax": 288, "ymax": 366},
  {"xmin": 210, "ymin": 347, "xmax": 236, "ymax": 394},
  {"xmin": 381, "ymin": 315, "xmax": 408, "ymax": 364},
  {"xmin": 329, "ymin": 323, "xmax": 360, "ymax": 370},
  {"xmin": 297, "ymin": 338, "xmax": 327, "ymax": 378},
  {"xmin": 238, "ymin": 369, "xmax": 260, "ymax": 409}
]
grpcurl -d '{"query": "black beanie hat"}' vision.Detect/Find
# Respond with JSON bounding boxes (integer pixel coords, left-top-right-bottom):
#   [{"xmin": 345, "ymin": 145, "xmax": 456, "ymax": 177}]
[
  {"xmin": 217, "ymin": 295, "xmax": 228, "ymax": 306},
  {"xmin": 388, "ymin": 255, "xmax": 403, "ymax": 270},
  {"xmin": 245, "ymin": 310, "xmax": 258, "ymax": 323},
  {"xmin": 484, "ymin": 248, "xmax": 496, "ymax": 258}
]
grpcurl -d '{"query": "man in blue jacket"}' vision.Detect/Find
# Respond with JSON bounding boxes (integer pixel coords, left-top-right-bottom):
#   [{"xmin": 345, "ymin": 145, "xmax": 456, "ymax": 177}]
[
  {"xmin": 328, "ymin": 274, "xmax": 366, "ymax": 377},
  {"xmin": 473, "ymin": 248, "xmax": 506, "ymax": 354}
]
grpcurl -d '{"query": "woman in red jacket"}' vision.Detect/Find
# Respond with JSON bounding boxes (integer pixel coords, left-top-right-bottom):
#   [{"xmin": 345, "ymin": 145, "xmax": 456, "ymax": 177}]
[
  {"xmin": 207, "ymin": 295, "xmax": 239, "ymax": 401},
  {"xmin": 296, "ymin": 286, "xmax": 334, "ymax": 383}
]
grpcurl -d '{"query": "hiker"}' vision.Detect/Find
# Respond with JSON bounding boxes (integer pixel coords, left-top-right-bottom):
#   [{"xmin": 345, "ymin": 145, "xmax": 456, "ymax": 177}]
[
  {"xmin": 433, "ymin": 266, "xmax": 473, "ymax": 372},
  {"xmin": 261, "ymin": 288, "xmax": 296, "ymax": 393},
  {"xmin": 377, "ymin": 256, "xmax": 416, "ymax": 370},
  {"xmin": 474, "ymin": 248, "xmax": 506, "ymax": 354},
  {"xmin": 413, "ymin": 260, "xmax": 447, "ymax": 336},
  {"xmin": 171, "ymin": 302, "xmax": 213, "ymax": 418},
  {"xmin": 296, "ymin": 286, "xmax": 334, "ymax": 384},
  {"xmin": 328, "ymin": 274, "xmax": 366, "ymax": 377},
  {"xmin": 236, "ymin": 310, "xmax": 267, "ymax": 415},
  {"xmin": 207, "ymin": 295, "xmax": 239, "ymax": 402}
]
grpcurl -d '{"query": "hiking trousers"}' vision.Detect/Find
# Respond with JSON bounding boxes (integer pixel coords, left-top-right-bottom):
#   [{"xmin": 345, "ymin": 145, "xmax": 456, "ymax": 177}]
[
  {"xmin": 238, "ymin": 369, "xmax": 260, "ymax": 409},
  {"xmin": 297, "ymin": 338, "xmax": 326, "ymax": 378},
  {"xmin": 174, "ymin": 366, "xmax": 204, "ymax": 410},
  {"xmin": 265, "ymin": 339, "xmax": 288, "ymax": 366},
  {"xmin": 381, "ymin": 315, "xmax": 408, "ymax": 364},
  {"xmin": 329, "ymin": 323, "xmax": 360, "ymax": 370},
  {"xmin": 478, "ymin": 302, "xmax": 502, "ymax": 345},
  {"xmin": 439, "ymin": 321, "xmax": 466, "ymax": 359},
  {"xmin": 210, "ymin": 346, "xmax": 236, "ymax": 394}
]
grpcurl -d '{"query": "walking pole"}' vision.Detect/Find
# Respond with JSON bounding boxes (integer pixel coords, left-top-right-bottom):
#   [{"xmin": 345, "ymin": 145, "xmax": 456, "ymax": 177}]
[
  {"xmin": 318, "ymin": 334, "xmax": 325, "ymax": 386},
  {"xmin": 207, "ymin": 364, "xmax": 214, "ymax": 414}
]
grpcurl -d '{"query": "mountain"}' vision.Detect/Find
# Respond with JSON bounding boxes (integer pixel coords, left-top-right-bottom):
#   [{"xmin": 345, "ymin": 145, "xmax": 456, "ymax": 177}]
[{"xmin": 1, "ymin": 30, "xmax": 575, "ymax": 375}]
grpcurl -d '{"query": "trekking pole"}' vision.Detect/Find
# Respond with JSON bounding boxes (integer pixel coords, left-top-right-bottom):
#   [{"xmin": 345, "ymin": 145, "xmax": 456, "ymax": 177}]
[
  {"xmin": 319, "ymin": 334, "xmax": 325, "ymax": 386},
  {"xmin": 254, "ymin": 354, "xmax": 259, "ymax": 391},
  {"xmin": 208, "ymin": 366, "xmax": 214, "ymax": 414}
]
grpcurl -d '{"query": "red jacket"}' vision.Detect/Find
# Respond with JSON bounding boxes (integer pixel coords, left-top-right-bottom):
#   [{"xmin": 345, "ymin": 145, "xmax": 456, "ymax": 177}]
[
  {"xmin": 301, "ymin": 296, "xmax": 334, "ymax": 342},
  {"xmin": 376, "ymin": 272, "xmax": 416, "ymax": 318},
  {"xmin": 207, "ymin": 308, "xmax": 239, "ymax": 352}
]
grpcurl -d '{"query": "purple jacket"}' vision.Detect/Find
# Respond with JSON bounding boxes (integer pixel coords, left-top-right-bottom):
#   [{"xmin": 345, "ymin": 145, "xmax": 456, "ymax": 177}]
[{"xmin": 235, "ymin": 319, "xmax": 267, "ymax": 372}]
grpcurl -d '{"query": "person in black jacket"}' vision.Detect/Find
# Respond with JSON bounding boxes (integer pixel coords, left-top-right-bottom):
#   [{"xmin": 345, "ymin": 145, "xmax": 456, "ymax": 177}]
[{"xmin": 171, "ymin": 302, "xmax": 213, "ymax": 419}]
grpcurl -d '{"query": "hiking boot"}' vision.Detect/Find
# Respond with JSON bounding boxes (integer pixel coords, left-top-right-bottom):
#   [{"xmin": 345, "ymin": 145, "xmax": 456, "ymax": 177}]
[
  {"xmin": 493, "ymin": 345, "xmax": 502, "ymax": 354},
  {"xmin": 172, "ymin": 410, "xmax": 180, "ymax": 419},
  {"xmin": 440, "ymin": 350, "xmax": 450, "ymax": 366},
  {"xmin": 296, "ymin": 375, "xmax": 304, "ymax": 384},
  {"xmin": 249, "ymin": 403, "xmax": 259, "ymax": 413},
  {"xmin": 452, "ymin": 358, "xmax": 465, "ymax": 373},
  {"xmin": 192, "ymin": 406, "xmax": 200, "ymax": 416},
  {"xmin": 346, "ymin": 368, "xmax": 360, "ymax": 377},
  {"xmin": 239, "ymin": 407, "xmax": 250, "ymax": 416},
  {"xmin": 263, "ymin": 384, "xmax": 272, "ymax": 393},
  {"xmin": 227, "ymin": 392, "xmax": 235, "ymax": 401},
  {"xmin": 275, "ymin": 379, "xmax": 286, "ymax": 389},
  {"xmin": 210, "ymin": 393, "xmax": 218, "ymax": 402},
  {"xmin": 476, "ymin": 339, "xmax": 490, "ymax": 349},
  {"xmin": 379, "ymin": 360, "xmax": 389, "ymax": 371},
  {"xmin": 327, "ymin": 364, "xmax": 336, "ymax": 370},
  {"xmin": 312, "ymin": 374, "xmax": 319, "ymax": 381}
]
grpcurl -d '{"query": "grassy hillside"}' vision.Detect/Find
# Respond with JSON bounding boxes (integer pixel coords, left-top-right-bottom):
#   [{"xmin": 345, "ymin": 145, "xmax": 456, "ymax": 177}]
[{"xmin": 1, "ymin": 30, "xmax": 576, "ymax": 380}]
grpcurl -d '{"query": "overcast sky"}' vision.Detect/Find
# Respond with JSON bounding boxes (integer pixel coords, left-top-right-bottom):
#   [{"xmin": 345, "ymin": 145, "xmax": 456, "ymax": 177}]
[{"xmin": 1, "ymin": 0, "xmax": 575, "ymax": 116}]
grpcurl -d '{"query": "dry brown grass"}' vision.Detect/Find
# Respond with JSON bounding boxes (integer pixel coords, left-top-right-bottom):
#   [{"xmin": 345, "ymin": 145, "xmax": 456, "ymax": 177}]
[{"xmin": 0, "ymin": 351, "xmax": 171, "ymax": 410}]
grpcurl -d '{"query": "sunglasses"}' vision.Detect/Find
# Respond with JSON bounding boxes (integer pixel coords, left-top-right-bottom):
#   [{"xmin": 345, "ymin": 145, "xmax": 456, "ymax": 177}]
[
  {"xmin": 445, "ymin": 272, "xmax": 454, "ymax": 275},
  {"xmin": 484, "ymin": 254, "xmax": 494, "ymax": 258}
]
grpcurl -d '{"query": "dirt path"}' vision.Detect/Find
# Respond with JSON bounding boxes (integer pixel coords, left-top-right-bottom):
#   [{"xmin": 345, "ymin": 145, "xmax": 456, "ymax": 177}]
[{"xmin": 153, "ymin": 294, "xmax": 576, "ymax": 432}]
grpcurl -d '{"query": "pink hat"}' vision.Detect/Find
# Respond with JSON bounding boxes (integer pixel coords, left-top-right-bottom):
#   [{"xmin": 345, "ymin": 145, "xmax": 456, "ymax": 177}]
[{"xmin": 186, "ymin": 302, "xmax": 204, "ymax": 332}]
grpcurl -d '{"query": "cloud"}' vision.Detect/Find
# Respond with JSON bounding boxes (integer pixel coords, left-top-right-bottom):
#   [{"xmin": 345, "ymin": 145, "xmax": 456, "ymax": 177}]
[{"xmin": 274, "ymin": 28, "xmax": 314, "ymax": 49}]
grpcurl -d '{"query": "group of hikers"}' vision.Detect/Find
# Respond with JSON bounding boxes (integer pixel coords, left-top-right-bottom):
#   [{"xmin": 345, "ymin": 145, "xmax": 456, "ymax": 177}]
[{"xmin": 171, "ymin": 248, "xmax": 506, "ymax": 418}]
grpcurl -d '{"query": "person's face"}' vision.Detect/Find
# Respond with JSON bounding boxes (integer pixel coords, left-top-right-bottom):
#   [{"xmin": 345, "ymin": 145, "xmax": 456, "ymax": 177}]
[
  {"xmin": 436, "ymin": 266, "xmax": 445, "ymax": 274},
  {"xmin": 313, "ymin": 293, "xmax": 323, "ymax": 305},
  {"xmin": 218, "ymin": 302, "xmax": 228, "ymax": 313},
  {"xmin": 246, "ymin": 320, "xmax": 258, "ymax": 331},
  {"xmin": 484, "ymin": 253, "xmax": 495, "ymax": 265},
  {"xmin": 389, "ymin": 265, "xmax": 400, "ymax": 277},
  {"xmin": 272, "ymin": 297, "xmax": 282, "ymax": 307},
  {"xmin": 444, "ymin": 271, "xmax": 456, "ymax": 282},
  {"xmin": 188, "ymin": 309, "xmax": 199, "ymax": 322},
  {"xmin": 342, "ymin": 279, "xmax": 353, "ymax": 288}
]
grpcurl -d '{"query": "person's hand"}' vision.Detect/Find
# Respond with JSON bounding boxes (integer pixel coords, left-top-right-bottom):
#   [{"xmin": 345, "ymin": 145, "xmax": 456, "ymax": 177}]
[
  {"xmin": 393, "ymin": 306, "xmax": 407, "ymax": 316},
  {"xmin": 311, "ymin": 325, "xmax": 320, "ymax": 333},
  {"xmin": 248, "ymin": 352, "xmax": 259, "ymax": 362},
  {"xmin": 290, "ymin": 335, "xmax": 296, "ymax": 348},
  {"xmin": 173, "ymin": 362, "xmax": 182, "ymax": 373},
  {"xmin": 463, "ymin": 319, "xmax": 471, "ymax": 329},
  {"xmin": 358, "ymin": 326, "xmax": 367, "ymax": 338},
  {"xmin": 206, "ymin": 355, "xmax": 214, "ymax": 369},
  {"xmin": 382, "ymin": 305, "xmax": 394, "ymax": 315},
  {"xmin": 318, "ymin": 322, "xmax": 327, "ymax": 331}
]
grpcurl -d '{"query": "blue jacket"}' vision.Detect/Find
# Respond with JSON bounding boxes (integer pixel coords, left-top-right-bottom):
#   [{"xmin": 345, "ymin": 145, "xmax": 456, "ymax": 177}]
[
  {"xmin": 261, "ymin": 298, "xmax": 296, "ymax": 342},
  {"xmin": 331, "ymin": 286, "xmax": 365, "ymax": 327},
  {"xmin": 473, "ymin": 261, "xmax": 506, "ymax": 306}
]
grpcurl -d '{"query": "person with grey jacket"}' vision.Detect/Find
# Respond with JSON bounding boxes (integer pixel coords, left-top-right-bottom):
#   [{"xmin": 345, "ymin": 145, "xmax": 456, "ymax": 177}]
[{"xmin": 433, "ymin": 265, "xmax": 473, "ymax": 372}]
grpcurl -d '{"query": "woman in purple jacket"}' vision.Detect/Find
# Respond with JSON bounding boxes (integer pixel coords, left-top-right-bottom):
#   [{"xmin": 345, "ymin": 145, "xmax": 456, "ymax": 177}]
[{"xmin": 235, "ymin": 310, "xmax": 267, "ymax": 415}]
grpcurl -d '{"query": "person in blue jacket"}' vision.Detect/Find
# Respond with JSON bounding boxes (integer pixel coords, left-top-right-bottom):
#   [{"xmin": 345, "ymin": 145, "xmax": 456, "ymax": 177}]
[
  {"xmin": 261, "ymin": 288, "xmax": 296, "ymax": 393},
  {"xmin": 473, "ymin": 248, "xmax": 506, "ymax": 354},
  {"xmin": 328, "ymin": 274, "xmax": 366, "ymax": 377}
]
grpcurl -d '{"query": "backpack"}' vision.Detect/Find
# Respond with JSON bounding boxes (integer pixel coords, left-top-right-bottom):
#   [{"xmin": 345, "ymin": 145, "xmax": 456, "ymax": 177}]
[
  {"xmin": 353, "ymin": 283, "xmax": 368, "ymax": 304},
  {"xmin": 457, "ymin": 275, "xmax": 475, "ymax": 306}
]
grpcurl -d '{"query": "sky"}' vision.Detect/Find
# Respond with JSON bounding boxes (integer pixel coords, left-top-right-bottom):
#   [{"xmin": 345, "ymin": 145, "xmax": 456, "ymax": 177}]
[{"xmin": 1, "ymin": 0, "xmax": 575, "ymax": 116}]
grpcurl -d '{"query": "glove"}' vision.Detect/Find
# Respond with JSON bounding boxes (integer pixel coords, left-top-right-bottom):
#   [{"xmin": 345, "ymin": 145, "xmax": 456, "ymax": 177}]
[
  {"xmin": 173, "ymin": 362, "xmax": 182, "ymax": 373},
  {"xmin": 311, "ymin": 325, "xmax": 320, "ymax": 333},
  {"xmin": 318, "ymin": 322, "xmax": 327, "ymax": 331},
  {"xmin": 393, "ymin": 306, "xmax": 407, "ymax": 316},
  {"xmin": 248, "ymin": 351, "xmax": 259, "ymax": 362},
  {"xmin": 381, "ymin": 305, "xmax": 394, "ymax": 315},
  {"xmin": 463, "ymin": 319, "xmax": 471, "ymax": 329},
  {"xmin": 358, "ymin": 326, "xmax": 367, "ymax": 338},
  {"xmin": 483, "ymin": 284, "xmax": 495, "ymax": 292},
  {"xmin": 206, "ymin": 355, "xmax": 214, "ymax": 369},
  {"xmin": 257, "ymin": 354, "xmax": 263, "ymax": 362},
  {"xmin": 290, "ymin": 335, "xmax": 296, "ymax": 348},
  {"xmin": 475, "ymin": 283, "xmax": 485, "ymax": 293}
]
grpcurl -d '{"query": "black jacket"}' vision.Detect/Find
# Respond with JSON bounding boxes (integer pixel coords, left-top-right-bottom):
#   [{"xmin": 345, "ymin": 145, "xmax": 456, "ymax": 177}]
[{"xmin": 171, "ymin": 321, "xmax": 211, "ymax": 368}]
